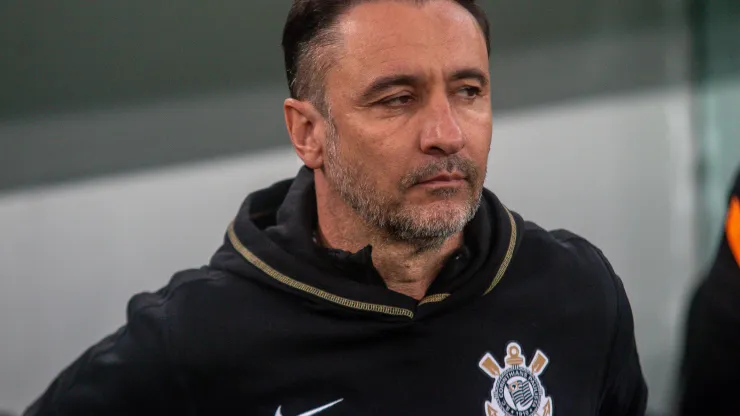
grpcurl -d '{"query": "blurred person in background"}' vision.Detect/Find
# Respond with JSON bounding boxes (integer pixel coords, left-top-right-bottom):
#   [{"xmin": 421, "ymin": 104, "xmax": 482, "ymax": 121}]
[
  {"xmin": 25, "ymin": 0, "xmax": 647, "ymax": 415},
  {"xmin": 677, "ymin": 166, "xmax": 740, "ymax": 415}
]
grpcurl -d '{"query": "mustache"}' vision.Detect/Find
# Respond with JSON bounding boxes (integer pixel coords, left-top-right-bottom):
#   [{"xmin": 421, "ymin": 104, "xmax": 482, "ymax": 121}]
[{"xmin": 400, "ymin": 155, "xmax": 480, "ymax": 189}]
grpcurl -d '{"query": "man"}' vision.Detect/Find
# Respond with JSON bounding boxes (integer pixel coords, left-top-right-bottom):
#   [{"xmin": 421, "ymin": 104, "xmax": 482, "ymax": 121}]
[
  {"xmin": 677, "ymin": 166, "xmax": 740, "ymax": 415},
  {"xmin": 26, "ymin": 1, "xmax": 648, "ymax": 415}
]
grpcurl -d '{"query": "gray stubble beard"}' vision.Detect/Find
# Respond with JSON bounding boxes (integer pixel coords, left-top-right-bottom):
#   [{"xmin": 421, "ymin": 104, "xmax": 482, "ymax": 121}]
[{"xmin": 322, "ymin": 118, "xmax": 483, "ymax": 252}]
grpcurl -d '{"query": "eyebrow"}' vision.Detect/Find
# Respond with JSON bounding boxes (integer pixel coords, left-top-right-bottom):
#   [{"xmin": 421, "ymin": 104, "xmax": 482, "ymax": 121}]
[
  {"xmin": 358, "ymin": 74, "xmax": 422, "ymax": 103},
  {"xmin": 358, "ymin": 68, "xmax": 489, "ymax": 102},
  {"xmin": 449, "ymin": 68, "xmax": 489, "ymax": 88}
]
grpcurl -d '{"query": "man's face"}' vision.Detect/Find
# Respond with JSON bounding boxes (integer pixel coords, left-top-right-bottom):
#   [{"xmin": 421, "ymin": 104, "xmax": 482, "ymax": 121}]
[{"xmin": 321, "ymin": 0, "xmax": 492, "ymax": 245}]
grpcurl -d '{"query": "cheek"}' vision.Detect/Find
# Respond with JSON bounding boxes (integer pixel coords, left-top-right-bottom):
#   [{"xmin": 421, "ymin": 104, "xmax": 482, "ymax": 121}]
[
  {"xmin": 459, "ymin": 115, "xmax": 492, "ymax": 184},
  {"xmin": 456, "ymin": 101, "xmax": 492, "ymax": 135},
  {"xmin": 343, "ymin": 126, "xmax": 411, "ymax": 178},
  {"xmin": 464, "ymin": 118, "xmax": 492, "ymax": 158}
]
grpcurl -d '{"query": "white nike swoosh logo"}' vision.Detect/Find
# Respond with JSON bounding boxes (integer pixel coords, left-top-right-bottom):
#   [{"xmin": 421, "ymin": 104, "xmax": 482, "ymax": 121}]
[{"xmin": 274, "ymin": 398, "xmax": 344, "ymax": 416}]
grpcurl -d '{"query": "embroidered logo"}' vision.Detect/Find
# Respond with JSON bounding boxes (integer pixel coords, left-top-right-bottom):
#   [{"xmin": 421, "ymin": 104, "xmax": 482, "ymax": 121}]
[{"xmin": 479, "ymin": 342, "xmax": 553, "ymax": 416}]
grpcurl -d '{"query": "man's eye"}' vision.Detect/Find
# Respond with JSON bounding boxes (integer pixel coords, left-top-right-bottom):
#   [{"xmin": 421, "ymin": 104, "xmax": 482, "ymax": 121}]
[
  {"xmin": 380, "ymin": 95, "xmax": 414, "ymax": 107},
  {"xmin": 457, "ymin": 86, "xmax": 482, "ymax": 98}
]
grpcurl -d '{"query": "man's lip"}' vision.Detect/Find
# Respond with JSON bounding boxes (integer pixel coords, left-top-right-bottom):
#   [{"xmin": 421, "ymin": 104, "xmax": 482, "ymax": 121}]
[{"xmin": 418, "ymin": 172, "xmax": 466, "ymax": 183}]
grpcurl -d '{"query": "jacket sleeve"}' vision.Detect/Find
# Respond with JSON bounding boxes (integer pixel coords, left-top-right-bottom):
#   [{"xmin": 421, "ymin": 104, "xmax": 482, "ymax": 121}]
[
  {"xmin": 595, "ymin": 251, "xmax": 649, "ymax": 416},
  {"xmin": 24, "ymin": 290, "xmax": 189, "ymax": 416}
]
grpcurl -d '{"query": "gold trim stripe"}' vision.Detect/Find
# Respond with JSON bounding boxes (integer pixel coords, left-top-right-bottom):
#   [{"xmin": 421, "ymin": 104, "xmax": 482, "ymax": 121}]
[
  {"xmin": 418, "ymin": 293, "xmax": 450, "ymax": 306},
  {"xmin": 483, "ymin": 207, "xmax": 517, "ymax": 296},
  {"xmin": 227, "ymin": 222, "xmax": 415, "ymax": 319},
  {"xmin": 227, "ymin": 204, "xmax": 517, "ymax": 317}
]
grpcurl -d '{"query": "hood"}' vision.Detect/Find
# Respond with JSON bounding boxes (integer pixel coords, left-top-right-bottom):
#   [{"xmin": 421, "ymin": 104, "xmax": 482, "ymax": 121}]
[{"xmin": 209, "ymin": 166, "xmax": 524, "ymax": 320}]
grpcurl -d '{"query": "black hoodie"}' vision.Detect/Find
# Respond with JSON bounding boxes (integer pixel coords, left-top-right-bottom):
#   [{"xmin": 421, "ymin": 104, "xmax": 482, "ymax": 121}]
[
  {"xmin": 25, "ymin": 167, "xmax": 647, "ymax": 416},
  {"xmin": 678, "ymin": 166, "xmax": 740, "ymax": 415}
]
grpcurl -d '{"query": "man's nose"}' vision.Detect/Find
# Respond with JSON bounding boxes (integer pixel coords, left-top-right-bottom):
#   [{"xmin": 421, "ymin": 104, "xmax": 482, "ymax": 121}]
[{"xmin": 419, "ymin": 97, "xmax": 465, "ymax": 156}]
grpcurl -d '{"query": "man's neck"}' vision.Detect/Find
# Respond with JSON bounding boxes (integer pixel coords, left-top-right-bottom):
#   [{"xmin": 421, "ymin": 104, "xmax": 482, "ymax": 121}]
[{"xmin": 314, "ymin": 182, "xmax": 463, "ymax": 301}]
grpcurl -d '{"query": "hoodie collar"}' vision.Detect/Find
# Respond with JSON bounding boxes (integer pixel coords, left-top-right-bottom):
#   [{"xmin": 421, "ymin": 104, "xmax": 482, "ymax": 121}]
[
  {"xmin": 267, "ymin": 167, "xmax": 478, "ymax": 293},
  {"xmin": 211, "ymin": 166, "xmax": 522, "ymax": 320}
]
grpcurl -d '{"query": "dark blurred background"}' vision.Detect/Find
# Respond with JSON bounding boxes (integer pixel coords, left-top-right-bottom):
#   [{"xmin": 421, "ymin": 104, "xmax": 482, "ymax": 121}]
[{"xmin": 0, "ymin": 1, "xmax": 738, "ymax": 414}]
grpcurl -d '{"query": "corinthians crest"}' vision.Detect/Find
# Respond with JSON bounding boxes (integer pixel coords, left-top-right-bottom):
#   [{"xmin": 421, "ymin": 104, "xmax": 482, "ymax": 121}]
[{"xmin": 479, "ymin": 342, "xmax": 553, "ymax": 416}]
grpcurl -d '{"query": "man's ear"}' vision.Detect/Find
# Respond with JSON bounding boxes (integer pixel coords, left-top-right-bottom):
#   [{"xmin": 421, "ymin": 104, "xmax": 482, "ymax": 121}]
[{"xmin": 284, "ymin": 98, "xmax": 327, "ymax": 169}]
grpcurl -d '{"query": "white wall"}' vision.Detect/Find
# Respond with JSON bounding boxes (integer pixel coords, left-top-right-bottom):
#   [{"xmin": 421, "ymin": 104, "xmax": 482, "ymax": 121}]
[
  {"xmin": 0, "ymin": 87, "xmax": 695, "ymax": 414},
  {"xmin": 0, "ymin": 147, "xmax": 306, "ymax": 414}
]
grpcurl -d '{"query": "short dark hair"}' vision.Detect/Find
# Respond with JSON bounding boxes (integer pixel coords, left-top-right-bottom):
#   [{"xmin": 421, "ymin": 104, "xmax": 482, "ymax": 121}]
[{"xmin": 281, "ymin": 0, "xmax": 491, "ymax": 112}]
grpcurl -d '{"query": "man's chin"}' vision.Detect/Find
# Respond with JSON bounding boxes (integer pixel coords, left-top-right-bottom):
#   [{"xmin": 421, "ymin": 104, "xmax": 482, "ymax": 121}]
[
  {"xmin": 416, "ymin": 198, "xmax": 474, "ymax": 215},
  {"xmin": 410, "ymin": 204, "xmax": 472, "ymax": 230}
]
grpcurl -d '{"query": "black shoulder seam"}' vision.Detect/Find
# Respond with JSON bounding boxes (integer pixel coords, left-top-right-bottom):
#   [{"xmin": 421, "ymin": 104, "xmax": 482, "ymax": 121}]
[
  {"xmin": 584, "ymin": 242, "xmax": 623, "ymax": 403},
  {"xmin": 42, "ymin": 269, "xmax": 213, "ymax": 410},
  {"xmin": 549, "ymin": 229, "xmax": 592, "ymax": 246},
  {"xmin": 549, "ymin": 233, "xmax": 622, "ymax": 400},
  {"xmin": 161, "ymin": 267, "xmax": 213, "ymax": 294},
  {"xmin": 154, "ymin": 267, "xmax": 216, "ymax": 359},
  {"xmin": 135, "ymin": 269, "xmax": 214, "ymax": 408}
]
